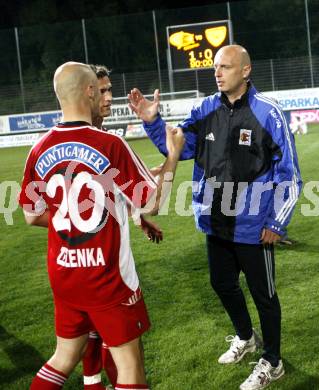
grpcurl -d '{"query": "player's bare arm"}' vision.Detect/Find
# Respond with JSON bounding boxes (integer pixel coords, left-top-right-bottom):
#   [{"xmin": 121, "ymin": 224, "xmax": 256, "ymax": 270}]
[
  {"xmin": 24, "ymin": 209, "xmax": 49, "ymax": 227},
  {"xmin": 128, "ymin": 88, "xmax": 159, "ymax": 123},
  {"xmin": 149, "ymin": 163, "xmax": 164, "ymax": 177},
  {"xmin": 143, "ymin": 125, "xmax": 185, "ymax": 215}
]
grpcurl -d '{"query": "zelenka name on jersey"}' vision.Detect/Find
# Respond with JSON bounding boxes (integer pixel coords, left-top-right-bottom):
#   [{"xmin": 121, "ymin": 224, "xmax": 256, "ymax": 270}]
[{"xmin": 57, "ymin": 246, "xmax": 106, "ymax": 268}]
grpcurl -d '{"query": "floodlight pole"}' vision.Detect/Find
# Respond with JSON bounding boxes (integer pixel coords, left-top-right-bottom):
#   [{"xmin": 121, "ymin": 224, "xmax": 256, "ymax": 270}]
[
  {"xmin": 226, "ymin": 2, "xmax": 234, "ymax": 44},
  {"xmin": 82, "ymin": 19, "xmax": 89, "ymax": 64},
  {"xmin": 122, "ymin": 73, "xmax": 127, "ymax": 96},
  {"xmin": 304, "ymin": 0, "xmax": 314, "ymax": 88},
  {"xmin": 166, "ymin": 25, "xmax": 175, "ymax": 94},
  {"xmin": 14, "ymin": 27, "xmax": 26, "ymax": 113},
  {"xmin": 167, "ymin": 50, "xmax": 174, "ymax": 94},
  {"xmin": 152, "ymin": 11, "xmax": 163, "ymax": 92}
]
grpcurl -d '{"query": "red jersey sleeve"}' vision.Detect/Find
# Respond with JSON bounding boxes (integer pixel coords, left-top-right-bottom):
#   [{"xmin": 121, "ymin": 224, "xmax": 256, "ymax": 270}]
[
  {"xmin": 19, "ymin": 148, "xmax": 47, "ymax": 215},
  {"xmin": 109, "ymin": 136, "xmax": 157, "ymax": 208}
]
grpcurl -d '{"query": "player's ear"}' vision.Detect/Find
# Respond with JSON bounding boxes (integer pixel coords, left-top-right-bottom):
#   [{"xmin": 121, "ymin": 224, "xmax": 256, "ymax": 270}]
[
  {"xmin": 243, "ymin": 64, "xmax": 251, "ymax": 80},
  {"xmin": 87, "ymin": 84, "xmax": 95, "ymax": 100}
]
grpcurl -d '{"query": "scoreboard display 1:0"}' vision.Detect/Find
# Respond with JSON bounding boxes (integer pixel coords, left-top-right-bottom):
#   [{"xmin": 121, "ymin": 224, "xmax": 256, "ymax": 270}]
[
  {"xmin": 167, "ymin": 20, "xmax": 232, "ymax": 72},
  {"xmin": 189, "ymin": 49, "xmax": 213, "ymax": 69}
]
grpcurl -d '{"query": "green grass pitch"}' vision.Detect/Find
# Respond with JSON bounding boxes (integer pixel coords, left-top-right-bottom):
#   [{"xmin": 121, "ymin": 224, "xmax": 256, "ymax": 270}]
[{"xmin": 0, "ymin": 125, "xmax": 319, "ymax": 389}]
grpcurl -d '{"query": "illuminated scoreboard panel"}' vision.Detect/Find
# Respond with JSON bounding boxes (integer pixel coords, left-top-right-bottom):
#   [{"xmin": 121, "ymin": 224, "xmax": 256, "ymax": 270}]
[{"xmin": 167, "ymin": 20, "xmax": 232, "ymax": 72}]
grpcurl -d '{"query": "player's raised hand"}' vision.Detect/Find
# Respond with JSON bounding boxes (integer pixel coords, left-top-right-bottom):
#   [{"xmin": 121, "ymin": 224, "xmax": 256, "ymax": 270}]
[
  {"xmin": 165, "ymin": 125, "xmax": 185, "ymax": 159},
  {"xmin": 128, "ymin": 88, "xmax": 160, "ymax": 123}
]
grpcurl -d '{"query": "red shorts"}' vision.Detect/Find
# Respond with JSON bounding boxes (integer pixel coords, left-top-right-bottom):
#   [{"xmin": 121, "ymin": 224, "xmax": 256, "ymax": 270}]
[{"xmin": 54, "ymin": 290, "xmax": 150, "ymax": 347}]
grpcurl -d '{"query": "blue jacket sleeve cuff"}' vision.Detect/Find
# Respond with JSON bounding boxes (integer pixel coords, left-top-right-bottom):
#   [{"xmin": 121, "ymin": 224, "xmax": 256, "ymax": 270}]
[
  {"xmin": 264, "ymin": 220, "xmax": 285, "ymax": 236},
  {"xmin": 143, "ymin": 113, "xmax": 162, "ymax": 128}
]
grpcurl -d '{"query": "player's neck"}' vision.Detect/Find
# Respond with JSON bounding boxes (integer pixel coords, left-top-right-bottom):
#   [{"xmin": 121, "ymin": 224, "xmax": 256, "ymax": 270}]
[
  {"xmin": 61, "ymin": 106, "xmax": 92, "ymax": 125},
  {"xmin": 226, "ymin": 83, "xmax": 248, "ymax": 105},
  {"xmin": 92, "ymin": 116, "xmax": 103, "ymax": 129}
]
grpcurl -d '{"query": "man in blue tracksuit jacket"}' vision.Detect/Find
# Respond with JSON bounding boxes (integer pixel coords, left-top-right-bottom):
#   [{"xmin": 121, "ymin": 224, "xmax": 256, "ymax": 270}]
[{"xmin": 128, "ymin": 45, "xmax": 302, "ymax": 390}]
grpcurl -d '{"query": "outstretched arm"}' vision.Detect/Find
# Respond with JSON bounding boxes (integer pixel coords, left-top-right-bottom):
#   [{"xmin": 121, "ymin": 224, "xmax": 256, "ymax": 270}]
[
  {"xmin": 23, "ymin": 209, "xmax": 49, "ymax": 227},
  {"xmin": 128, "ymin": 89, "xmax": 197, "ymax": 160},
  {"xmin": 142, "ymin": 125, "xmax": 185, "ymax": 215}
]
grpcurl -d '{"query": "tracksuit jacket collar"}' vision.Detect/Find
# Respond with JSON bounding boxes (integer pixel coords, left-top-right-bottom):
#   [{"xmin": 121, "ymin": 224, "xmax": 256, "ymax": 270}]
[{"xmin": 220, "ymin": 81, "xmax": 253, "ymax": 109}]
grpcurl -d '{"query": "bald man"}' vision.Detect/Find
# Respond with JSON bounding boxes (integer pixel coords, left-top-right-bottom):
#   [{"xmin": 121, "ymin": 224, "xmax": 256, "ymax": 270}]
[
  {"xmin": 128, "ymin": 45, "xmax": 302, "ymax": 390},
  {"xmin": 19, "ymin": 61, "xmax": 185, "ymax": 390}
]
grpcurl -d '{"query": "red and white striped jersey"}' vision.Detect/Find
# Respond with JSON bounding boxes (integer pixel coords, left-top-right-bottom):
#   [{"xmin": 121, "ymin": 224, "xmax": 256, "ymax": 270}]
[{"xmin": 19, "ymin": 122, "xmax": 157, "ymax": 310}]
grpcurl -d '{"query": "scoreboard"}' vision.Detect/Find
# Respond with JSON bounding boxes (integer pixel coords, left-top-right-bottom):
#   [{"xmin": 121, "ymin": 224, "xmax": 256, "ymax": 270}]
[{"xmin": 167, "ymin": 20, "xmax": 232, "ymax": 72}]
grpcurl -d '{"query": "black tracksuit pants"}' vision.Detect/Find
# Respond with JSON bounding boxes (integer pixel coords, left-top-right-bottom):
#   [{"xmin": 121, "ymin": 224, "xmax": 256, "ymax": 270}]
[{"xmin": 206, "ymin": 235, "xmax": 281, "ymax": 367}]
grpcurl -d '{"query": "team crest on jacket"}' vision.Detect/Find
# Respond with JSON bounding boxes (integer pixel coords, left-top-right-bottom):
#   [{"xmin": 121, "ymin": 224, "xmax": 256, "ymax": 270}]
[{"xmin": 239, "ymin": 129, "xmax": 252, "ymax": 146}]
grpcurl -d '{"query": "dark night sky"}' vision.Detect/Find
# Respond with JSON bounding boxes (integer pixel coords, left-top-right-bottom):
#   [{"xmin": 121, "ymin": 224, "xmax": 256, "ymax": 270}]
[{"xmin": 0, "ymin": 0, "xmax": 243, "ymax": 29}]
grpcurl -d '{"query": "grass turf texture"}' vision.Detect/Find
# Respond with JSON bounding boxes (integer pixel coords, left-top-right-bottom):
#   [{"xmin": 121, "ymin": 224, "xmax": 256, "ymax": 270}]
[{"xmin": 0, "ymin": 125, "xmax": 319, "ymax": 389}]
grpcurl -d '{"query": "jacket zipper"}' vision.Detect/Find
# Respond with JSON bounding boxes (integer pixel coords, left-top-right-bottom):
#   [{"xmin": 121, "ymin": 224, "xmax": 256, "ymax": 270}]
[{"xmin": 222, "ymin": 106, "xmax": 234, "ymax": 183}]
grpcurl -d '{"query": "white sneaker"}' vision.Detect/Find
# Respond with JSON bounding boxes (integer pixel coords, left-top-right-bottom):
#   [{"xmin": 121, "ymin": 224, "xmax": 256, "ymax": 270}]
[
  {"xmin": 218, "ymin": 329, "xmax": 262, "ymax": 364},
  {"xmin": 239, "ymin": 358, "xmax": 285, "ymax": 390}
]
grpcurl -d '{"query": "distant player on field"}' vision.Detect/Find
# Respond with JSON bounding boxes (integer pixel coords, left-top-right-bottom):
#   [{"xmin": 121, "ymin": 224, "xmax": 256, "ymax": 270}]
[
  {"xmin": 19, "ymin": 61, "xmax": 185, "ymax": 390},
  {"xmin": 81, "ymin": 64, "xmax": 163, "ymax": 390}
]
